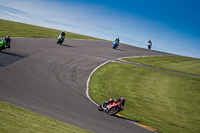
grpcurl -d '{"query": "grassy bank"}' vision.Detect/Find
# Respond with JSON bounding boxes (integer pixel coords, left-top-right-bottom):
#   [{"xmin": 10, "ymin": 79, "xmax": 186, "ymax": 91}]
[
  {"xmin": 0, "ymin": 19, "xmax": 106, "ymax": 41},
  {"xmin": 0, "ymin": 100, "xmax": 91, "ymax": 133},
  {"xmin": 89, "ymin": 56, "xmax": 200, "ymax": 133},
  {"xmin": 124, "ymin": 55, "xmax": 200, "ymax": 76}
]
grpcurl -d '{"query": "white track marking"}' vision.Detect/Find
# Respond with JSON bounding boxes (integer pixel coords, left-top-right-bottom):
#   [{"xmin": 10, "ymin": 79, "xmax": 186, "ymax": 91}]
[
  {"xmin": 86, "ymin": 60, "xmax": 112, "ymax": 106},
  {"xmin": 86, "ymin": 55, "xmax": 163, "ymax": 106},
  {"xmin": 86, "ymin": 55, "xmax": 164, "ymax": 133}
]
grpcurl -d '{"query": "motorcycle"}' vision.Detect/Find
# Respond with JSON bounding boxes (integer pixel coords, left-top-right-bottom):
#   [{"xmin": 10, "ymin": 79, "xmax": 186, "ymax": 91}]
[
  {"xmin": 113, "ymin": 41, "xmax": 119, "ymax": 49},
  {"xmin": 57, "ymin": 35, "xmax": 64, "ymax": 45},
  {"xmin": 98, "ymin": 98, "xmax": 124, "ymax": 115},
  {"xmin": 0, "ymin": 39, "xmax": 6, "ymax": 52},
  {"xmin": 5, "ymin": 36, "xmax": 11, "ymax": 46},
  {"xmin": 148, "ymin": 42, "xmax": 152, "ymax": 50}
]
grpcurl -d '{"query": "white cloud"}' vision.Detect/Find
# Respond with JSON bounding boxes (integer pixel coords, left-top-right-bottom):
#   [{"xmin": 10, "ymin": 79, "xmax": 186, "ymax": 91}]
[{"xmin": 1, "ymin": 10, "xmax": 22, "ymax": 18}]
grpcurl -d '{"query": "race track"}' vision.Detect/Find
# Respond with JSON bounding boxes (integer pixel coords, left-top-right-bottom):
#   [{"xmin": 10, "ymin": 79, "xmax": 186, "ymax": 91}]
[{"xmin": 0, "ymin": 38, "xmax": 170, "ymax": 133}]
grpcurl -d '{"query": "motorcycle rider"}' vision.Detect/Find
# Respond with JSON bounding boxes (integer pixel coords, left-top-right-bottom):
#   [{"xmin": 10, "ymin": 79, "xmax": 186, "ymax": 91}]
[
  {"xmin": 0, "ymin": 36, "xmax": 11, "ymax": 50},
  {"xmin": 103, "ymin": 97, "xmax": 126, "ymax": 112},
  {"xmin": 147, "ymin": 40, "xmax": 152, "ymax": 49},
  {"xmin": 5, "ymin": 36, "xmax": 11, "ymax": 48},
  {"xmin": 113, "ymin": 37, "xmax": 120, "ymax": 49},
  {"xmin": 58, "ymin": 31, "xmax": 65, "ymax": 44},
  {"xmin": 0, "ymin": 39, "xmax": 7, "ymax": 50},
  {"xmin": 115, "ymin": 37, "xmax": 120, "ymax": 44},
  {"xmin": 60, "ymin": 31, "xmax": 66, "ymax": 38}
]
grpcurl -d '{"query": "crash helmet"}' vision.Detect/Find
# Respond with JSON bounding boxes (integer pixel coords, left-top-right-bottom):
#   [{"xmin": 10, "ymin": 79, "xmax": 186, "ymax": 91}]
[
  {"xmin": 5, "ymin": 36, "xmax": 10, "ymax": 40},
  {"xmin": 121, "ymin": 97, "xmax": 126, "ymax": 102}
]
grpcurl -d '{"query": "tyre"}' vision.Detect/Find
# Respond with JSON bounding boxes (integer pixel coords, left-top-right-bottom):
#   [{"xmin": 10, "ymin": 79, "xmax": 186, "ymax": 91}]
[
  {"xmin": 60, "ymin": 39, "xmax": 64, "ymax": 45},
  {"xmin": 98, "ymin": 105, "xmax": 104, "ymax": 111},
  {"xmin": 57, "ymin": 41, "xmax": 59, "ymax": 44},
  {"xmin": 108, "ymin": 106, "xmax": 119, "ymax": 115},
  {"xmin": 0, "ymin": 46, "xmax": 3, "ymax": 52}
]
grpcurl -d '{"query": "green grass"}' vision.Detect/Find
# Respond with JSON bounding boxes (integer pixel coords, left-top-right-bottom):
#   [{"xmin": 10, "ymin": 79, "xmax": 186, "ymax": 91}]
[
  {"xmin": 0, "ymin": 100, "xmax": 91, "ymax": 133},
  {"xmin": 0, "ymin": 19, "xmax": 106, "ymax": 41},
  {"xmin": 124, "ymin": 55, "xmax": 200, "ymax": 76},
  {"xmin": 89, "ymin": 62, "xmax": 200, "ymax": 133}
]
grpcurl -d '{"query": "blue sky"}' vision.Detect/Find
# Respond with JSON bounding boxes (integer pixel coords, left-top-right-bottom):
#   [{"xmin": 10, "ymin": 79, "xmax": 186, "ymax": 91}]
[{"xmin": 0, "ymin": 0, "xmax": 200, "ymax": 58}]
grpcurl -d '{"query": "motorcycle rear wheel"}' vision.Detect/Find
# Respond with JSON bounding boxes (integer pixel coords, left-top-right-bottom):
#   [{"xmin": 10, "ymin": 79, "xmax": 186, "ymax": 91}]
[{"xmin": 108, "ymin": 106, "xmax": 119, "ymax": 115}]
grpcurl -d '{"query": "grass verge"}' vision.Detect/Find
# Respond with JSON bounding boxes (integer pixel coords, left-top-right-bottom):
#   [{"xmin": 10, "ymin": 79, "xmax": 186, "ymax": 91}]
[
  {"xmin": 124, "ymin": 55, "xmax": 200, "ymax": 76},
  {"xmin": 0, "ymin": 19, "xmax": 106, "ymax": 41},
  {"xmin": 89, "ymin": 61, "xmax": 200, "ymax": 133},
  {"xmin": 0, "ymin": 100, "xmax": 91, "ymax": 133}
]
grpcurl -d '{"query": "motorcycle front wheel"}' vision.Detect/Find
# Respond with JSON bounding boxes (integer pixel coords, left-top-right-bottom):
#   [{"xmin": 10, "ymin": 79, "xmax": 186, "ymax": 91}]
[
  {"xmin": 98, "ymin": 105, "xmax": 104, "ymax": 111},
  {"xmin": 0, "ymin": 46, "xmax": 3, "ymax": 52}
]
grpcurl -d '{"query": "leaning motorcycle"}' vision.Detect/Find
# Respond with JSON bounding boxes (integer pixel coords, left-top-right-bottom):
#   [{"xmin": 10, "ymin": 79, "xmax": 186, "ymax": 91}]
[
  {"xmin": 0, "ymin": 39, "xmax": 6, "ymax": 52},
  {"xmin": 57, "ymin": 35, "xmax": 64, "ymax": 45},
  {"xmin": 113, "ymin": 41, "xmax": 119, "ymax": 49},
  {"xmin": 98, "ymin": 99, "xmax": 124, "ymax": 115}
]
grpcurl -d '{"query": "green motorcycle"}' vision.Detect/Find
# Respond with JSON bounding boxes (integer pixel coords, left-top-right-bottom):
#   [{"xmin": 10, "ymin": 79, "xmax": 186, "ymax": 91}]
[
  {"xmin": 0, "ymin": 39, "xmax": 6, "ymax": 52},
  {"xmin": 57, "ymin": 35, "xmax": 64, "ymax": 45}
]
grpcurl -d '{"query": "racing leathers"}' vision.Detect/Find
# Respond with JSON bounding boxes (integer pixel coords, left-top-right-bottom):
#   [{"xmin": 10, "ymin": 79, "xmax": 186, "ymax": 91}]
[{"xmin": 103, "ymin": 97, "xmax": 125, "ymax": 112}]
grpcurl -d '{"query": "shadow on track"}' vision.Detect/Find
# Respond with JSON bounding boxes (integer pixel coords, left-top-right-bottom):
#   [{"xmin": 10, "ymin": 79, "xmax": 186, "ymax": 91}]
[
  {"xmin": 1, "ymin": 51, "xmax": 25, "ymax": 58},
  {"xmin": 115, "ymin": 48, "xmax": 127, "ymax": 52},
  {"xmin": 0, "ymin": 64, "xmax": 6, "ymax": 67},
  {"xmin": 60, "ymin": 44, "xmax": 75, "ymax": 48},
  {"xmin": 0, "ymin": 51, "xmax": 26, "ymax": 67}
]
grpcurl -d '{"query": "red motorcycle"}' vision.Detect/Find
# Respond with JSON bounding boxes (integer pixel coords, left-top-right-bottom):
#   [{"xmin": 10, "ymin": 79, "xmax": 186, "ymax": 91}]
[{"xmin": 98, "ymin": 97, "xmax": 126, "ymax": 115}]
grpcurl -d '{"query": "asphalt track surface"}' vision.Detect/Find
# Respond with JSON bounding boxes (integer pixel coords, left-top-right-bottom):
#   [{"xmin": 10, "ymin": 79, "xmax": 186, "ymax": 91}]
[{"xmin": 0, "ymin": 38, "xmax": 171, "ymax": 133}]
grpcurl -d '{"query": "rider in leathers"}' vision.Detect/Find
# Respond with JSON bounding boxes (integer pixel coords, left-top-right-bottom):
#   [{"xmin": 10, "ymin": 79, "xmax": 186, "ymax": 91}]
[
  {"xmin": 0, "ymin": 36, "xmax": 11, "ymax": 50},
  {"xmin": 115, "ymin": 37, "xmax": 120, "ymax": 44},
  {"xmin": 103, "ymin": 97, "xmax": 126, "ymax": 112},
  {"xmin": 60, "ymin": 31, "xmax": 66, "ymax": 38}
]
